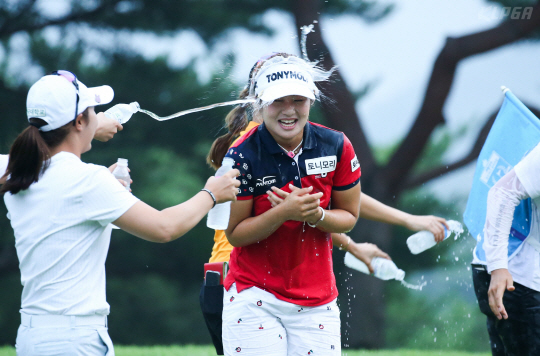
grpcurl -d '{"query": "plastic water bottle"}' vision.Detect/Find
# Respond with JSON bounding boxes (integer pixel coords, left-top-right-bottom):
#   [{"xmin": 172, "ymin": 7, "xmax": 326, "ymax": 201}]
[
  {"xmin": 344, "ymin": 252, "xmax": 405, "ymax": 281},
  {"xmin": 104, "ymin": 102, "xmax": 140, "ymax": 124},
  {"xmin": 406, "ymin": 220, "xmax": 463, "ymax": 255},
  {"xmin": 111, "ymin": 158, "xmax": 130, "ymax": 230},
  {"xmin": 112, "ymin": 158, "xmax": 130, "ymax": 191},
  {"xmin": 206, "ymin": 157, "xmax": 235, "ymax": 230}
]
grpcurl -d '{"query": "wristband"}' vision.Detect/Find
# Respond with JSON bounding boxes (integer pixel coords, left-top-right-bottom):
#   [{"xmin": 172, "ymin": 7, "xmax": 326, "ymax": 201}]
[
  {"xmin": 307, "ymin": 207, "xmax": 325, "ymax": 228},
  {"xmin": 201, "ymin": 188, "xmax": 217, "ymax": 208}
]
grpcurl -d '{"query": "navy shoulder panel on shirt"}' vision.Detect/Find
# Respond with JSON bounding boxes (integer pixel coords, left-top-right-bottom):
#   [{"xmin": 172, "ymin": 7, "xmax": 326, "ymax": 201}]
[{"xmin": 307, "ymin": 122, "xmax": 345, "ymax": 161}]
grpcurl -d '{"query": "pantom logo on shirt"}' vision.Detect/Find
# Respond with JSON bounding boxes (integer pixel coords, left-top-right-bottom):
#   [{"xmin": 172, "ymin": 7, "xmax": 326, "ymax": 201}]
[
  {"xmin": 305, "ymin": 156, "xmax": 337, "ymax": 176},
  {"xmin": 256, "ymin": 176, "xmax": 277, "ymax": 187},
  {"xmin": 351, "ymin": 154, "xmax": 360, "ymax": 172}
]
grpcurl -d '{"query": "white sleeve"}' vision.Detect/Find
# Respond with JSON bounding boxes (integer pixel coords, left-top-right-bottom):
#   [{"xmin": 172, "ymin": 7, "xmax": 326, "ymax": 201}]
[
  {"xmin": 0, "ymin": 154, "xmax": 8, "ymax": 176},
  {"xmin": 484, "ymin": 169, "xmax": 529, "ymax": 272},
  {"xmin": 515, "ymin": 142, "xmax": 540, "ymax": 199},
  {"xmin": 82, "ymin": 167, "xmax": 139, "ymax": 226}
]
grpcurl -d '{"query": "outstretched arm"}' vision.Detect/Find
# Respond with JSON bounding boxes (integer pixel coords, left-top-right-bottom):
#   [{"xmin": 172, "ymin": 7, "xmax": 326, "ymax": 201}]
[
  {"xmin": 114, "ymin": 169, "xmax": 240, "ymax": 243},
  {"xmin": 94, "ymin": 112, "xmax": 123, "ymax": 142},
  {"xmin": 269, "ymin": 188, "xmax": 448, "ymax": 241},
  {"xmin": 359, "ymin": 193, "xmax": 448, "ymax": 242}
]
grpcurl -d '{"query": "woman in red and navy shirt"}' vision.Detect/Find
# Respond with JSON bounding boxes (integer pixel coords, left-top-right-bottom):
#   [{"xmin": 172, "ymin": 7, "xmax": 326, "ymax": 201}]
[{"xmin": 222, "ymin": 53, "xmax": 360, "ymax": 356}]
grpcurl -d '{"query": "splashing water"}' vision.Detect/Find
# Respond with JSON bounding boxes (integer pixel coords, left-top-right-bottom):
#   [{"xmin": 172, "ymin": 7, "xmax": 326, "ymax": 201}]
[
  {"xmin": 400, "ymin": 279, "xmax": 428, "ymax": 291},
  {"xmin": 449, "ymin": 220, "xmax": 464, "ymax": 240},
  {"xmin": 300, "ymin": 24, "xmax": 314, "ymax": 61},
  {"xmin": 137, "ymin": 98, "xmax": 256, "ymax": 121}
]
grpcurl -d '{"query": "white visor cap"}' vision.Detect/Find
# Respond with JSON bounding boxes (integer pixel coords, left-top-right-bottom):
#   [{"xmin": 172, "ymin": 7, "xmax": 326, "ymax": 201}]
[
  {"xmin": 27, "ymin": 74, "xmax": 114, "ymax": 132},
  {"xmin": 254, "ymin": 63, "xmax": 317, "ymax": 103}
]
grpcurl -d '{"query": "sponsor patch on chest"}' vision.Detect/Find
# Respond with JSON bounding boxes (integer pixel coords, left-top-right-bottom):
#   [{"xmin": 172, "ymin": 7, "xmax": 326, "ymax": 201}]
[
  {"xmin": 305, "ymin": 156, "xmax": 337, "ymax": 175},
  {"xmin": 255, "ymin": 176, "xmax": 277, "ymax": 187}
]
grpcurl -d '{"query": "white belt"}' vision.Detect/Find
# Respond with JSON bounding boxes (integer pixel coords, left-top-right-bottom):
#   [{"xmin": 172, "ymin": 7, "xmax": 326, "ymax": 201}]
[{"xmin": 21, "ymin": 313, "xmax": 108, "ymax": 328}]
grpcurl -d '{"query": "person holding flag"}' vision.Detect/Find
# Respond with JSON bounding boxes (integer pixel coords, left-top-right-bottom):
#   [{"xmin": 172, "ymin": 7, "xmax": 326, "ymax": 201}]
[
  {"xmin": 465, "ymin": 88, "xmax": 540, "ymax": 356},
  {"xmin": 478, "ymin": 143, "xmax": 540, "ymax": 356}
]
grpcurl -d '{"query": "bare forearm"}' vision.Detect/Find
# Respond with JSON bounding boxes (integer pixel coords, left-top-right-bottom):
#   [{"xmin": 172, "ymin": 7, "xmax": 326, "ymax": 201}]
[
  {"xmin": 315, "ymin": 209, "xmax": 357, "ymax": 233},
  {"xmin": 359, "ymin": 193, "xmax": 409, "ymax": 226},
  {"xmin": 226, "ymin": 206, "xmax": 288, "ymax": 247},
  {"xmin": 332, "ymin": 232, "xmax": 351, "ymax": 251},
  {"xmin": 159, "ymin": 192, "xmax": 216, "ymax": 239},
  {"xmin": 115, "ymin": 191, "xmax": 215, "ymax": 242}
]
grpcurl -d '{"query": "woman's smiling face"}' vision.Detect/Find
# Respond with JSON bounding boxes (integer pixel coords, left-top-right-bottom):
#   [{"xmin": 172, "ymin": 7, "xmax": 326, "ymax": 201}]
[{"xmin": 261, "ymin": 95, "xmax": 311, "ymax": 148}]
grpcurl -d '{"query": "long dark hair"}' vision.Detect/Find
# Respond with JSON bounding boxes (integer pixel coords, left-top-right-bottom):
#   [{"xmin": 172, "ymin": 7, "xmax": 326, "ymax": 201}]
[
  {"xmin": 206, "ymin": 87, "xmax": 251, "ymax": 170},
  {"xmin": 206, "ymin": 53, "xmax": 292, "ymax": 170},
  {"xmin": 1, "ymin": 111, "xmax": 88, "ymax": 195}
]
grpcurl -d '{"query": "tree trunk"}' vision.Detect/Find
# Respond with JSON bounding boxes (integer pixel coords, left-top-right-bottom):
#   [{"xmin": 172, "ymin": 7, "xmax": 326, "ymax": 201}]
[
  {"xmin": 293, "ymin": 0, "xmax": 540, "ymax": 350},
  {"xmin": 292, "ymin": 1, "xmax": 387, "ymax": 347},
  {"xmin": 385, "ymin": 0, "xmax": 540, "ymax": 194},
  {"xmin": 292, "ymin": 0, "xmax": 376, "ymax": 177}
]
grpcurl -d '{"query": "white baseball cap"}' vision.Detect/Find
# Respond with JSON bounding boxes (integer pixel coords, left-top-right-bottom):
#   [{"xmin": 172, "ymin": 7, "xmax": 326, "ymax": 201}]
[
  {"xmin": 26, "ymin": 71, "xmax": 114, "ymax": 132},
  {"xmin": 254, "ymin": 62, "xmax": 317, "ymax": 103}
]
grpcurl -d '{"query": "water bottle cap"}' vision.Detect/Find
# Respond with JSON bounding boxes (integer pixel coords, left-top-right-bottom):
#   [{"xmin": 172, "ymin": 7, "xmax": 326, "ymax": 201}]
[
  {"xmin": 222, "ymin": 157, "xmax": 235, "ymax": 169},
  {"xmin": 117, "ymin": 158, "xmax": 128, "ymax": 166},
  {"xmin": 129, "ymin": 102, "xmax": 140, "ymax": 113},
  {"xmin": 395, "ymin": 269, "xmax": 405, "ymax": 281}
]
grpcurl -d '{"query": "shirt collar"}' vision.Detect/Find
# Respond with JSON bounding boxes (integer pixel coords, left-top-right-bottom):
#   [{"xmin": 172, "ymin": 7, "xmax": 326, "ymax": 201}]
[
  {"xmin": 50, "ymin": 151, "xmax": 81, "ymax": 163},
  {"xmin": 258, "ymin": 121, "xmax": 317, "ymax": 155}
]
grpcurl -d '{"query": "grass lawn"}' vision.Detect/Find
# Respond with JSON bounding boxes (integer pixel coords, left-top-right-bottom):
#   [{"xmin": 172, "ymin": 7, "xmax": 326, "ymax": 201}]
[{"xmin": 0, "ymin": 345, "xmax": 490, "ymax": 355}]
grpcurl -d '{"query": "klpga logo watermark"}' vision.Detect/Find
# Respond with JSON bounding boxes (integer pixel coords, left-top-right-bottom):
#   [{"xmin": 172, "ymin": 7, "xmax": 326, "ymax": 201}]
[{"xmin": 479, "ymin": 6, "xmax": 533, "ymax": 20}]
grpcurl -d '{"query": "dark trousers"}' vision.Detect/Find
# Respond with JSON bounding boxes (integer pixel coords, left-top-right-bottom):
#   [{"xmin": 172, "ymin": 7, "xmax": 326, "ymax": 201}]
[
  {"xmin": 199, "ymin": 281, "xmax": 225, "ymax": 355},
  {"xmin": 472, "ymin": 266, "xmax": 540, "ymax": 356}
]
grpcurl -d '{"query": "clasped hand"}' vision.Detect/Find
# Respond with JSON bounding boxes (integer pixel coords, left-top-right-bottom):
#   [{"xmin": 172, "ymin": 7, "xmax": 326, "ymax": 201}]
[{"xmin": 267, "ymin": 184, "xmax": 323, "ymax": 225}]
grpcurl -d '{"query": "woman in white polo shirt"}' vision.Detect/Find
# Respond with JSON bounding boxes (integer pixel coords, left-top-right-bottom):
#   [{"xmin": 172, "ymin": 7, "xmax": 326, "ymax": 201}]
[
  {"xmin": 0, "ymin": 155, "xmax": 7, "ymax": 183},
  {"xmin": 1, "ymin": 71, "xmax": 240, "ymax": 356}
]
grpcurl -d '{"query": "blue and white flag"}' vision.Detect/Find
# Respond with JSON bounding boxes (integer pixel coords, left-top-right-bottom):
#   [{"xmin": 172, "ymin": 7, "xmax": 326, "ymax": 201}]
[{"xmin": 464, "ymin": 89, "xmax": 540, "ymax": 263}]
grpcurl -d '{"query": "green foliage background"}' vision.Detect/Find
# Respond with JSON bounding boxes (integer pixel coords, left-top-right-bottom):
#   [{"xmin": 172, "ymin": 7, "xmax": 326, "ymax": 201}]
[{"xmin": 2, "ymin": 0, "xmax": 533, "ymax": 352}]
